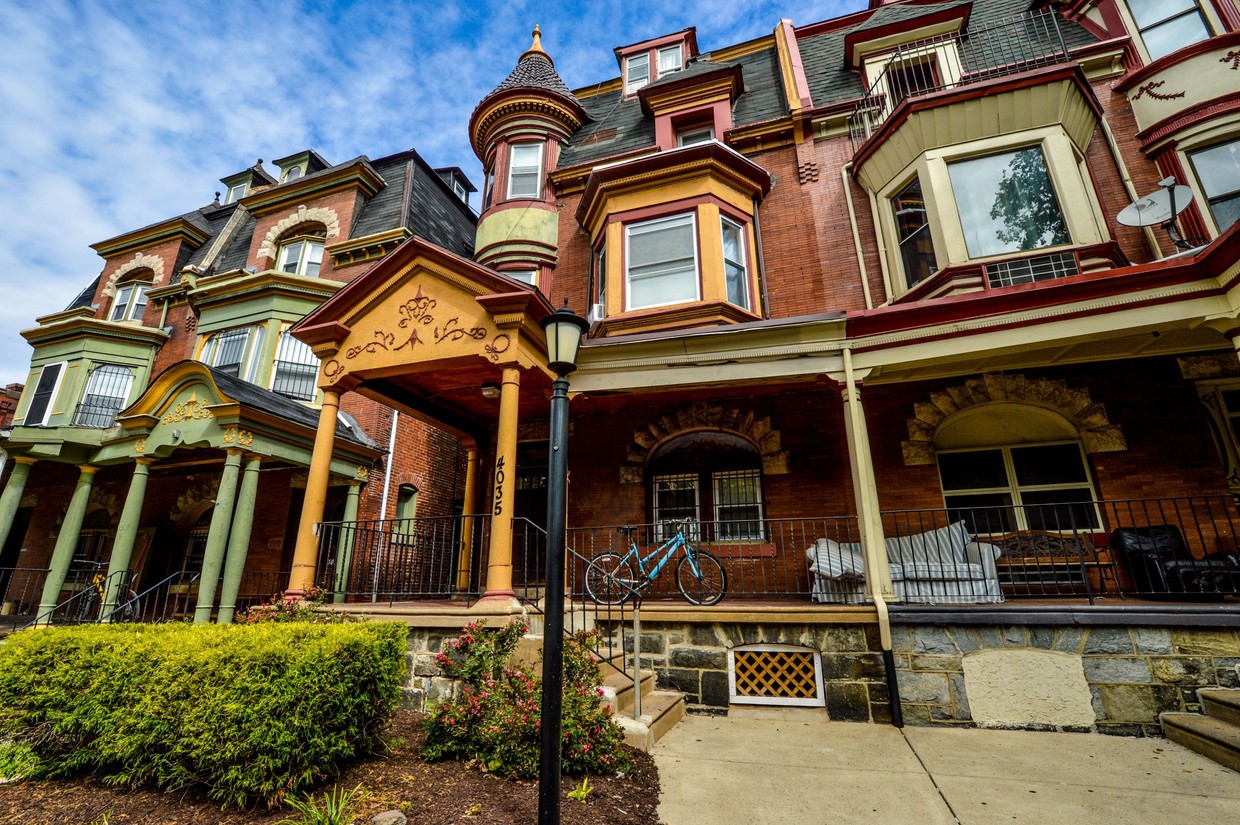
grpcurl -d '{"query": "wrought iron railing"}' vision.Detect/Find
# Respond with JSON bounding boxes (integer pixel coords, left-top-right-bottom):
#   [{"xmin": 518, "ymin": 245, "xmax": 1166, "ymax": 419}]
[
  {"xmin": 848, "ymin": 10, "xmax": 1071, "ymax": 148},
  {"xmin": 0, "ymin": 567, "xmax": 49, "ymax": 632}
]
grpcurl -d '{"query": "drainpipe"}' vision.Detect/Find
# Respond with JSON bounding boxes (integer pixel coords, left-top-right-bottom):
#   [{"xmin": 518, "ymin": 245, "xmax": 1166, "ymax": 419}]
[
  {"xmin": 379, "ymin": 409, "xmax": 398, "ymax": 520},
  {"xmin": 842, "ymin": 162, "xmax": 874, "ymax": 310},
  {"xmin": 842, "ymin": 347, "xmax": 903, "ymax": 727},
  {"xmin": 865, "ymin": 185, "xmax": 895, "ymax": 305},
  {"xmin": 1099, "ymin": 118, "xmax": 1163, "ymax": 259},
  {"xmin": 752, "ymin": 196, "xmax": 772, "ymax": 319}
]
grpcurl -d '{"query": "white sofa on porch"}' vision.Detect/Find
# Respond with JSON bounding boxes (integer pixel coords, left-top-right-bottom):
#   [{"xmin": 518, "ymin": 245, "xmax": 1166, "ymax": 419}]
[{"xmin": 807, "ymin": 521, "xmax": 1005, "ymax": 605}]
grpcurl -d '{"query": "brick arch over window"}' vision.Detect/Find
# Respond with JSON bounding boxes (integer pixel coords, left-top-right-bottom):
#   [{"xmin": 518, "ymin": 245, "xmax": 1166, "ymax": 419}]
[
  {"xmin": 619, "ymin": 401, "xmax": 789, "ymax": 483},
  {"xmin": 104, "ymin": 253, "xmax": 165, "ymax": 296},
  {"xmin": 257, "ymin": 205, "xmax": 341, "ymax": 260},
  {"xmin": 901, "ymin": 373, "xmax": 1127, "ymax": 466}
]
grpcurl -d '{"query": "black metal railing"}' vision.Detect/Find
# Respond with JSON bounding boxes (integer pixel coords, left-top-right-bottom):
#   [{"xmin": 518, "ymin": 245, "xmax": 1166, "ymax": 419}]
[
  {"xmin": 316, "ymin": 515, "xmax": 490, "ymax": 603},
  {"xmin": 233, "ymin": 569, "xmax": 292, "ymax": 614},
  {"xmin": 72, "ymin": 364, "xmax": 134, "ymax": 428},
  {"xmin": 28, "ymin": 569, "xmax": 134, "ymax": 627},
  {"xmin": 0, "ymin": 567, "xmax": 49, "ymax": 633},
  {"xmin": 100, "ymin": 570, "xmax": 201, "ymax": 624},
  {"xmin": 72, "ymin": 397, "xmax": 126, "ymax": 428},
  {"xmin": 848, "ymin": 10, "xmax": 1071, "ymax": 148}
]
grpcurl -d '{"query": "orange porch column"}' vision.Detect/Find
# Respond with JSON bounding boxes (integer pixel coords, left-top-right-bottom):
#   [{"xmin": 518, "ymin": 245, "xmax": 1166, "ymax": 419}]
[
  {"xmin": 482, "ymin": 367, "xmax": 521, "ymax": 599},
  {"xmin": 455, "ymin": 445, "xmax": 481, "ymax": 592},
  {"xmin": 288, "ymin": 388, "xmax": 341, "ymax": 595}
]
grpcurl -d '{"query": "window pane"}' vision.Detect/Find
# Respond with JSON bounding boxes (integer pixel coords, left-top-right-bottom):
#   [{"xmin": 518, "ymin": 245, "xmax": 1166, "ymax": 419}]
[
  {"xmin": 937, "ymin": 449, "xmax": 1008, "ymax": 490},
  {"xmin": 713, "ymin": 470, "xmax": 763, "ymax": 540},
  {"xmin": 1191, "ymin": 140, "xmax": 1240, "ymax": 232},
  {"xmin": 658, "ymin": 45, "xmax": 681, "ymax": 75},
  {"xmin": 1010, "ymin": 444, "xmax": 1089, "ymax": 486},
  {"xmin": 1020, "ymin": 488, "xmax": 1099, "ymax": 531},
  {"xmin": 305, "ymin": 241, "xmax": 323, "ymax": 278},
  {"xmin": 892, "ymin": 176, "xmax": 936, "ymax": 287},
  {"xmin": 627, "ymin": 215, "xmax": 697, "ymax": 308},
  {"xmin": 508, "ymin": 144, "xmax": 542, "ymax": 199},
  {"xmin": 721, "ymin": 218, "xmax": 748, "ymax": 309},
  {"xmin": 24, "ymin": 364, "xmax": 63, "ymax": 425},
  {"xmin": 279, "ymin": 240, "xmax": 303, "ymax": 274},
  {"xmin": 949, "ymin": 148, "xmax": 1070, "ymax": 258},
  {"xmin": 677, "ymin": 127, "xmax": 713, "ymax": 147},
  {"xmin": 76, "ymin": 364, "xmax": 133, "ymax": 427},
  {"xmin": 272, "ymin": 332, "xmax": 318, "ymax": 401},
  {"xmin": 944, "ymin": 493, "xmax": 1016, "ymax": 535},
  {"xmin": 653, "ymin": 474, "xmax": 698, "ymax": 525},
  {"xmin": 626, "ymin": 53, "xmax": 649, "ymax": 91},
  {"xmin": 211, "ymin": 328, "xmax": 250, "ymax": 376},
  {"xmin": 1129, "ymin": 0, "xmax": 1197, "ymax": 28}
]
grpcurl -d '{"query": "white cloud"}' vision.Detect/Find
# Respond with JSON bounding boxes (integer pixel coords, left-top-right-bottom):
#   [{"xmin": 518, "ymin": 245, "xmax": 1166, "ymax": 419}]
[{"xmin": 0, "ymin": 0, "xmax": 863, "ymax": 386}]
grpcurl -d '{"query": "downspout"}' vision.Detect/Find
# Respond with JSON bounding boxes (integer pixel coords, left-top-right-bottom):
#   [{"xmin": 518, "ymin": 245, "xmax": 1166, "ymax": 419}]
[
  {"xmin": 865, "ymin": 185, "xmax": 895, "ymax": 304},
  {"xmin": 1099, "ymin": 118, "xmax": 1163, "ymax": 259},
  {"xmin": 379, "ymin": 409, "xmax": 398, "ymax": 519},
  {"xmin": 842, "ymin": 162, "xmax": 874, "ymax": 309},
  {"xmin": 842, "ymin": 347, "xmax": 903, "ymax": 727},
  {"xmin": 752, "ymin": 196, "xmax": 772, "ymax": 318}
]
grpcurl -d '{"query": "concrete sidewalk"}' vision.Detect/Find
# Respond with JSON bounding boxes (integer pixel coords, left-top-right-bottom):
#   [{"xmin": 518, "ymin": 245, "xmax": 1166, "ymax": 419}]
[{"xmin": 653, "ymin": 707, "xmax": 1240, "ymax": 824}]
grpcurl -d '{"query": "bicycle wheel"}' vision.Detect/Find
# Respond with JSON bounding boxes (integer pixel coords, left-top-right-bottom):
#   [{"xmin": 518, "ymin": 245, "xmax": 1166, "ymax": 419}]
[
  {"xmin": 676, "ymin": 550, "xmax": 727, "ymax": 606},
  {"xmin": 117, "ymin": 590, "xmax": 141, "ymax": 623},
  {"xmin": 585, "ymin": 553, "xmax": 637, "ymax": 606}
]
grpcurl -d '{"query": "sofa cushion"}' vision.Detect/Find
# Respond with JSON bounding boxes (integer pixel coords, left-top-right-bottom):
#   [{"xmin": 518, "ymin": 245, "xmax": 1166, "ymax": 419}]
[
  {"xmin": 885, "ymin": 521, "xmax": 971, "ymax": 565},
  {"xmin": 891, "ymin": 561, "xmax": 991, "ymax": 582},
  {"xmin": 806, "ymin": 538, "xmax": 866, "ymax": 579}
]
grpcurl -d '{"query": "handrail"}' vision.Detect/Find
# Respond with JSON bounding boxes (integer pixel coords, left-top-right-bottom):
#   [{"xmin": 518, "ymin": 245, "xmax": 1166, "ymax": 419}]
[
  {"xmin": 26, "ymin": 569, "xmax": 131, "ymax": 629},
  {"xmin": 100, "ymin": 570, "xmax": 200, "ymax": 623}
]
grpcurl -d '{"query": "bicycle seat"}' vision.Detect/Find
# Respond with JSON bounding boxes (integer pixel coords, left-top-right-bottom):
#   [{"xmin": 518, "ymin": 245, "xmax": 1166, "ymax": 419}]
[{"xmin": 617, "ymin": 525, "xmax": 638, "ymax": 537}]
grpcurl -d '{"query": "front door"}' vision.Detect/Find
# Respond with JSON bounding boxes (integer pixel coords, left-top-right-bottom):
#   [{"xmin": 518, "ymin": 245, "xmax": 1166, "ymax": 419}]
[{"xmin": 512, "ymin": 442, "xmax": 548, "ymax": 586}]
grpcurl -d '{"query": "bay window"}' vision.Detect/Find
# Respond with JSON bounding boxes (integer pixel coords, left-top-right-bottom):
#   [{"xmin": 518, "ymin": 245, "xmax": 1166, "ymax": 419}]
[
  {"xmin": 891, "ymin": 177, "xmax": 936, "ymax": 288},
  {"xmin": 948, "ymin": 147, "xmax": 1070, "ymax": 259},
  {"xmin": 625, "ymin": 213, "xmax": 699, "ymax": 310},
  {"xmin": 270, "ymin": 329, "xmax": 319, "ymax": 401},
  {"xmin": 200, "ymin": 326, "xmax": 263, "ymax": 381},
  {"xmin": 506, "ymin": 143, "xmax": 543, "ymax": 199},
  {"xmin": 1189, "ymin": 138, "xmax": 1240, "ymax": 234},
  {"xmin": 74, "ymin": 364, "xmax": 134, "ymax": 428}
]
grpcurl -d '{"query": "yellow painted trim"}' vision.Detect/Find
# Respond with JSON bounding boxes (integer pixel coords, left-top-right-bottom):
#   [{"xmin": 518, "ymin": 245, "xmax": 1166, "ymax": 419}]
[
  {"xmin": 51, "ymin": 363, "xmax": 78, "ymax": 416},
  {"xmin": 711, "ymin": 34, "xmax": 775, "ymax": 63},
  {"xmin": 91, "ymin": 217, "xmax": 210, "ymax": 258}
]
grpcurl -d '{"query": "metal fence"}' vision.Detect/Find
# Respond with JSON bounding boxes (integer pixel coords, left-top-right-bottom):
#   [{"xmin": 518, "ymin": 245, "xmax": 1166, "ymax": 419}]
[
  {"xmin": 848, "ymin": 10, "xmax": 1070, "ymax": 147},
  {"xmin": 0, "ymin": 567, "xmax": 48, "ymax": 632}
]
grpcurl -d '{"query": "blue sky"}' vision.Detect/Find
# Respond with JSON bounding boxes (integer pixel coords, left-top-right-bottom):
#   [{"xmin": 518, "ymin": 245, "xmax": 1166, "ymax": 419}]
[{"xmin": 0, "ymin": 0, "xmax": 866, "ymax": 387}]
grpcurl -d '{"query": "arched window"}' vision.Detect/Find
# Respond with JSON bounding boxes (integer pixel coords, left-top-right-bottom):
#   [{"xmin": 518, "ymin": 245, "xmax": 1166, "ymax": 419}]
[
  {"xmin": 648, "ymin": 432, "xmax": 764, "ymax": 541},
  {"xmin": 934, "ymin": 404, "xmax": 1100, "ymax": 534},
  {"xmin": 74, "ymin": 363, "xmax": 134, "ymax": 427},
  {"xmin": 275, "ymin": 226, "xmax": 326, "ymax": 278}
]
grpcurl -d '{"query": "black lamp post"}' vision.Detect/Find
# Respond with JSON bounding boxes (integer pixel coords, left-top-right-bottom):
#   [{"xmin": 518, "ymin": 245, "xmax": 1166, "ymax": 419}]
[{"xmin": 538, "ymin": 302, "xmax": 589, "ymax": 825}]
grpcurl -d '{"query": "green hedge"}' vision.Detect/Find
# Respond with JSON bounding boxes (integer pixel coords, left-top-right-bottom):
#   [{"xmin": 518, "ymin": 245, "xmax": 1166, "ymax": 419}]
[{"xmin": 0, "ymin": 621, "xmax": 408, "ymax": 807}]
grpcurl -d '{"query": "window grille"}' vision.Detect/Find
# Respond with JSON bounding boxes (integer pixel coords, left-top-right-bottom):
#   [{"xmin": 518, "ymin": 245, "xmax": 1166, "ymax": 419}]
[
  {"xmin": 271, "ymin": 330, "xmax": 319, "ymax": 401},
  {"xmin": 712, "ymin": 470, "xmax": 764, "ymax": 540},
  {"xmin": 985, "ymin": 252, "xmax": 1078, "ymax": 288},
  {"xmin": 730, "ymin": 645, "xmax": 825, "ymax": 707},
  {"xmin": 652, "ymin": 473, "xmax": 699, "ymax": 539},
  {"xmin": 73, "ymin": 364, "xmax": 134, "ymax": 428},
  {"xmin": 202, "ymin": 327, "xmax": 251, "ymax": 378}
]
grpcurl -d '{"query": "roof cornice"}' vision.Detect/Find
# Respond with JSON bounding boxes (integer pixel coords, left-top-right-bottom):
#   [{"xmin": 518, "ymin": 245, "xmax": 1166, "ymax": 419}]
[
  {"xmin": 91, "ymin": 216, "xmax": 210, "ymax": 258},
  {"xmin": 238, "ymin": 160, "xmax": 385, "ymax": 218}
]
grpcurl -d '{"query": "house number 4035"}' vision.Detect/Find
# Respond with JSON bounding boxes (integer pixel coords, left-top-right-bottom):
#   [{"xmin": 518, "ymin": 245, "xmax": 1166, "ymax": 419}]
[{"xmin": 493, "ymin": 456, "xmax": 505, "ymax": 516}]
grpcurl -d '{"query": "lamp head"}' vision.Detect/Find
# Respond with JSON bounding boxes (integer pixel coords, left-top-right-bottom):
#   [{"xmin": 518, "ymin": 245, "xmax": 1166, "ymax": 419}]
[{"xmin": 540, "ymin": 300, "xmax": 589, "ymax": 377}]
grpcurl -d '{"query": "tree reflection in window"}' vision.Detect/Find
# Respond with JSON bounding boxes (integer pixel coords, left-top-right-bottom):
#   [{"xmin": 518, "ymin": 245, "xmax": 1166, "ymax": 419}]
[{"xmin": 949, "ymin": 147, "xmax": 1069, "ymax": 258}]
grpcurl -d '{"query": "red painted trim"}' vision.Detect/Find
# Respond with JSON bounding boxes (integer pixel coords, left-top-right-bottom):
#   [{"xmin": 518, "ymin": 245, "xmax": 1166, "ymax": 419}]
[
  {"xmin": 1116, "ymin": 30, "xmax": 1240, "ymax": 91},
  {"xmin": 847, "ymin": 223, "xmax": 1240, "ymax": 341},
  {"xmin": 1212, "ymin": 0, "xmax": 1240, "ymax": 31},
  {"xmin": 1154, "ymin": 150, "xmax": 1211, "ymax": 240},
  {"xmin": 614, "ymin": 28, "xmax": 698, "ymax": 60},
  {"xmin": 778, "ymin": 19, "xmax": 813, "ymax": 110},
  {"xmin": 1136, "ymin": 91, "xmax": 1240, "ymax": 147},
  {"xmin": 843, "ymin": 5, "xmax": 972, "ymax": 70},
  {"xmin": 851, "ymin": 65, "xmax": 1102, "ymax": 174}
]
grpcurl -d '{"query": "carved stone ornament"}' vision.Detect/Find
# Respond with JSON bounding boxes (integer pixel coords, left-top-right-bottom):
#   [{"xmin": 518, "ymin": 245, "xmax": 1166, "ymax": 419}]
[
  {"xmin": 620, "ymin": 401, "xmax": 790, "ymax": 483},
  {"xmin": 162, "ymin": 392, "xmax": 214, "ymax": 424}
]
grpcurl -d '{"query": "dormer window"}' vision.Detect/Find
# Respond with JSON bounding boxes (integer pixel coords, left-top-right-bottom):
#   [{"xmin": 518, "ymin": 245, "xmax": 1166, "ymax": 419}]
[
  {"xmin": 283, "ymin": 166, "xmax": 303, "ymax": 182},
  {"xmin": 657, "ymin": 45, "xmax": 682, "ymax": 77},
  {"xmin": 625, "ymin": 53, "xmax": 650, "ymax": 95},
  {"xmin": 677, "ymin": 126, "xmax": 714, "ymax": 147},
  {"xmin": 224, "ymin": 182, "xmax": 248, "ymax": 204},
  {"xmin": 276, "ymin": 233, "xmax": 325, "ymax": 278},
  {"xmin": 110, "ymin": 282, "xmax": 148, "ymax": 322},
  {"xmin": 506, "ymin": 142, "xmax": 543, "ymax": 200},
  {"xmin": 1129, "ymin": 0, "xmax": 1210, "ymax": 61}
]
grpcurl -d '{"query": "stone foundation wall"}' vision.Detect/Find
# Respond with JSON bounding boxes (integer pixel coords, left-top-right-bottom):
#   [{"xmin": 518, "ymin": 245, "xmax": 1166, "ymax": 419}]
[
  {"xmin": 894, "ymin": 624, "xmax": 1240, "ymax": 735},
  {"xmin": 400, "ymin": 628, "xmax": 462, "ymax": 712}
]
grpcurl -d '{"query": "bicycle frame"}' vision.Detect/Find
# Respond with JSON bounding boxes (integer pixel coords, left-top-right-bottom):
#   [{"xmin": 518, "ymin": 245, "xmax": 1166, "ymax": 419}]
[{"xmin": 621, "ymin": 526, "xmax": 703, "ymax": 586}]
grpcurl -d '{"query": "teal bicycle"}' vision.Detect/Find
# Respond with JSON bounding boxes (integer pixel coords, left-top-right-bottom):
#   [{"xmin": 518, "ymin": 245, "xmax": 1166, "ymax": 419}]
[{"xmin": 584, "ymin": 518, "xmax": 727, "ymax": 606}]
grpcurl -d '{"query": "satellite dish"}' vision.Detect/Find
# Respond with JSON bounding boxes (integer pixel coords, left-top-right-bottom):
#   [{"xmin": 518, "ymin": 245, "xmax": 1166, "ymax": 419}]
[{"xmin": 1117, "ymin": 184, "xmax": 1194, "ymax": 227}]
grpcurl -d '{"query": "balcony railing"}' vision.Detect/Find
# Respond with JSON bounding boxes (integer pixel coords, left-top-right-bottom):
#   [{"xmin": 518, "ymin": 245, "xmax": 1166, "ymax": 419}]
[
  {"xmin": 848, "ymin": 10, "xmax": 1072, "ymax": 149},
  {"xmin": 312, "ymin": 496, "xmax": 1240, "ymax": 608}
]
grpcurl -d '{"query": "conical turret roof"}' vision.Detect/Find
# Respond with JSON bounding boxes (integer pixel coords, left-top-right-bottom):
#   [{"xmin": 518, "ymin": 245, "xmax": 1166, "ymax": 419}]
[{"xmin": 485, "ymin": 26, "xmax": 577, "ymax": 102}]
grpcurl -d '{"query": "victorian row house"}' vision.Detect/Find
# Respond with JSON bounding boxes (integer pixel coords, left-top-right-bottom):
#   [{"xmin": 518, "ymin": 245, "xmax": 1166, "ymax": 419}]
[{"xmin": 3, "ymin": 0, "xmax": 1240, "ymax": 731}]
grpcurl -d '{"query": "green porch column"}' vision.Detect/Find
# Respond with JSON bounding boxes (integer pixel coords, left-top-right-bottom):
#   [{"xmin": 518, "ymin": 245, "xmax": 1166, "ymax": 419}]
[
  {"xmin": 36, "ymin": 465, "xmax": 98, "ymax": 623},
  {"xmin": 102, "ymin": 458, "xmax": 154, "ymax": 617},
  {"xmin": 193, "ymin": 449, "xmax": 243, "ymax": 624},
  {"xmin": 0, "ymin": 456, "xmax": 36, "ymax": 556},
  {"xmin": 332, "ymin": 481, "xmax": 362, "ymax": 604},
  {"xmin": 216, "ymin": 454, "xmax": 262, "ymax": 624}
]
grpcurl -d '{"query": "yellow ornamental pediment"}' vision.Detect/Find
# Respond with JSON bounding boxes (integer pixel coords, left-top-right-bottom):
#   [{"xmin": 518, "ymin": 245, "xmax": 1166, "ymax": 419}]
[
  {"xmin": 162, "ymin": 391, "xmax": 215, "ymax": 424},
  {"xmin": 323, "ymin": 280, "xmax": 514, "ymax": 382}
]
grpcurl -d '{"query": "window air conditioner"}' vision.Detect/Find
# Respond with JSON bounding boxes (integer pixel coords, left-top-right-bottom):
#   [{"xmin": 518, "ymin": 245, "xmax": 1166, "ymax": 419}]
[{"xmin": 587, "ymin": 303, "xmax": 605, "ymax": 324}]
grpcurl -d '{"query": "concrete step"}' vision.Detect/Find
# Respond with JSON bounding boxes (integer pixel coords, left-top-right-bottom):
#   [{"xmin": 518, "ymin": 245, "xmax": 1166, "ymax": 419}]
[
  {"xmin": 601, "ymin": 668, "xmax": 655, "ymax": 716},
  {"xmin": 613, "ymin": 690, "xmax": 687, "ymax": 752},
  {"xmin": 1161, "ymin": 712, "xmax": 1240, "ymax": 773},
  {"xmin": 1200, "ymin": 688, "xmax": 1240, "ymax": 727}
]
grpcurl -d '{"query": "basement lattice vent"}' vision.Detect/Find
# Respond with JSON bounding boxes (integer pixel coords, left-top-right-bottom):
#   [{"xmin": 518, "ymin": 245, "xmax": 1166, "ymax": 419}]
[{"xmin": 729, "ymin": 645, "xmax": 825, "ymax": 707}]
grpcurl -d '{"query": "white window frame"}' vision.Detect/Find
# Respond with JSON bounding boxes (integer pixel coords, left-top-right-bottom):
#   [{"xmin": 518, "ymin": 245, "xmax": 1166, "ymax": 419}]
[
  {"xmin": 652, "ymin": 472, "xmax": 700, "ymax": 539},
  {"xmin": 1188, "ymin": 137, "xmax": 1240, "ymax": 236},
  {"xmin": 21, "ymin": 362, "xmax": 66, "ymax": 426},
  {"xmin": 200, "ymin": 326, "xmax": 264, "ymax": 381},
  {"xmin": 625, "ymin": 52, "xmax": 650, "ymax": 95},
  {"xmin": 275, "ymin": 236, "xmax": 325, "ymax": 278},
  {"xmin": 505, "ymin": 269, "xmax": 537, "ymax": 285},
  {"xmin": 729, "ymin": 644, "xmax": 826, "ymax": 708},
  {"xmin": 270, "ymin": 328, "xmax": 319, "ymax": 402},
  {"xmin": 936, "ymin": 441, "xmax": 1101, "ymax": 534},
  {"xmin": 657, "ymin": 44, "xmax": 682, "ymax": 78},
  {"xmin": 109, "ymin": 282, "xmax": 149, "ymax": 321},
  {"xmin": 720, "ymin": 216, "xmax": 751, "ymax": 311},
  {"xmin": 224, "ymin": 182, "xmax": 247, "ymax": 204},
  {"xmin": 506, "ymin": 142, "xmax": 544, "ymax": 200},
  {"xmin": 75, "ymin": 364, "xmax": 134, "ymax": 428},
  {"xmin": 624, "ymin": 212, "xmax": 701, "ymax": 311},
  {"xmin": 282, "ymin": 166, "xmax": 303, "ymax": 182},
  {"xmin": 676, "ymin": 126, "xmax": 715, "ymax": 147}
]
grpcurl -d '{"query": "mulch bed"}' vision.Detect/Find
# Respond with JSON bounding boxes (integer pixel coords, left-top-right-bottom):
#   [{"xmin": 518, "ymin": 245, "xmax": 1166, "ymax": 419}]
[{"xmin": 0, "ymin": 709, "xmax": 661, "ymax": 824}]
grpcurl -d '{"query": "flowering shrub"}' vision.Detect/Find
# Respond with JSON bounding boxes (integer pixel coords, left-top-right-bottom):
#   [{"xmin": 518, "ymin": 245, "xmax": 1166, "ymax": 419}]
[
  {"xmin": 235, "ymin": 587, "xmax": 356, "ymax": 624},
  {"xmin": 422, "ymin": 620, "xmax": 632, "ymax": 779}
]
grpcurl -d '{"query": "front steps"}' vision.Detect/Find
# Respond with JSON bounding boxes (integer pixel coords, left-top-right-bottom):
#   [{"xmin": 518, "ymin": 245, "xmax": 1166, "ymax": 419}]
[
  {"xmin": 599, "ymin": 665, "xmax": 686, "ymax": 752},
  {"xmin": 1161, "ymin": 689, "xmax": 1240, "ymax": 772}
]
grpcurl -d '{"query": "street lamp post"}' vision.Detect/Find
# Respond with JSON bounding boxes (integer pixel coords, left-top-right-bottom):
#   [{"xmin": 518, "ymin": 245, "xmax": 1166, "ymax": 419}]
[{"xmin": 538, "ymin": 302, "xmax": 589, "ymax": 825}]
